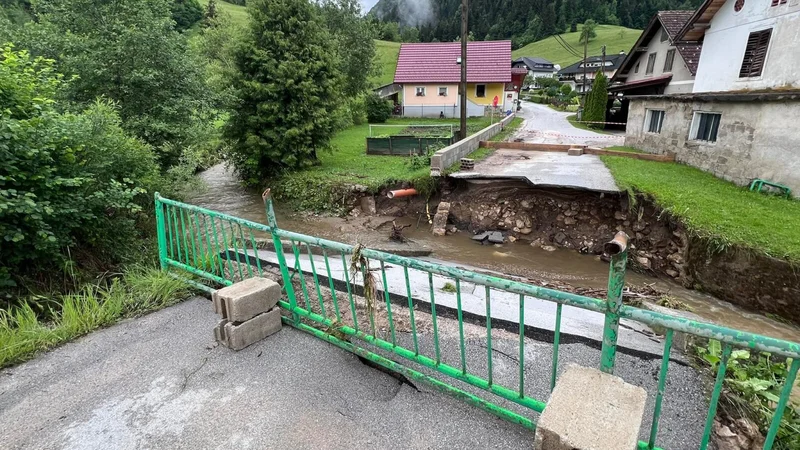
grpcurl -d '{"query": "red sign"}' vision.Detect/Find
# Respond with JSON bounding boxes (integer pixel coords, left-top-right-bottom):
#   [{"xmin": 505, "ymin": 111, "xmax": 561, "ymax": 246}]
[{"xmin": 492, "ymin": 95, "xmax": 499, "ymax": 107}]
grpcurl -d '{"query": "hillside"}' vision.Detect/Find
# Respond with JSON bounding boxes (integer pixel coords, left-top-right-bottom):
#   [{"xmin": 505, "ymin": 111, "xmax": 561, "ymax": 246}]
[
  {"xmin": 370, "ymin": 0, "xmax": 699, "ymax": 44},
  {"xmin": 512, "ymin": 25, "xmax": 641, "ymax": 68},
  {"xmin": 372, "ymin": 40, "xmax": 401, "ymax": 86},
  {"xmin": 200, "ymin": 0, "xmax": 249, "ymax": 26}
]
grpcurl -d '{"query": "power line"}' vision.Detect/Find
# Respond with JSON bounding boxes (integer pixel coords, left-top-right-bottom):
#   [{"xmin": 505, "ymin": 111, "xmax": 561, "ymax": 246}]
[
  {"xmin": 552, "ymin": 34, "xmax": 583, "ymax": 59},
  {"xmin": 554, "ymin": 34, "xmax": 583, "ymax": 58}
]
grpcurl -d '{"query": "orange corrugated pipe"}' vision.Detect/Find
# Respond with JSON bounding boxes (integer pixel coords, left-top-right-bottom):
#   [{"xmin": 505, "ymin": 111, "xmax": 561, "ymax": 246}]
[{"xmin": 387, "ymin": 188, "xmax": 418, "ymax": 199}]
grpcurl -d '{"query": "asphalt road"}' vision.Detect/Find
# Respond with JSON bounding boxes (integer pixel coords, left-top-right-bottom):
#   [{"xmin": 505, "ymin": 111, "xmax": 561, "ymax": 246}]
[
  {"xmin": 0, "ymin": 297, "xmax": 709, "ymax": 449},
  {"xmin": 514, "ymin": 101, "xmax": 625, "ymax": 147}
]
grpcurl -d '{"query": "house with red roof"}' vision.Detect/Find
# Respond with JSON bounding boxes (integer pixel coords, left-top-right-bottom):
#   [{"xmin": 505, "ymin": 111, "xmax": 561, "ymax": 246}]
[{"xmin": 393, "ymin": 41, "xmax": 514, "ymax": 118}]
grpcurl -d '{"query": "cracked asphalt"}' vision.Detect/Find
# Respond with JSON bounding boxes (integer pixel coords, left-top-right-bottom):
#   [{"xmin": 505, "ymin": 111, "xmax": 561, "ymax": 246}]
[{"xmin": 0, "ymin": 296, "xmax": 708, "ymax": 449}]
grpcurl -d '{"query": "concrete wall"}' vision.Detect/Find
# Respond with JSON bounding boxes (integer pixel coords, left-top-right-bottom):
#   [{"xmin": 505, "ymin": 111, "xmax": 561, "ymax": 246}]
[
  {"xmin": 624, "ymin": 97, "xmax": 800, "ymax": 195},
  {"xmin": 430, "ymin": 113, "xmax": 516, "ymax": 176},
  {"xmin": 402, "ymin": 101, "xmax": 483, "ymax": 118},
  {"xmin": 625, "ymin": 25, "xmax": 695, "ymax": 94},
  {"xmin": 694, "ymin": 0, "xmax": 800, "ymax": 92}
]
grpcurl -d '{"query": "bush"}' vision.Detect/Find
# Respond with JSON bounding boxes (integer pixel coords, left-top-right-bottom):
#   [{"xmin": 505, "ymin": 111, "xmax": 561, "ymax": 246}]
[
  {"xmin": 366, "ymin": 93, "xmax": 393, "ymax": 123},
  {"xmin": 171, "ymin": 0, "xmax": 204, "ymax": 31},
  {"xmin": 0, "ymin": 47, "xmax": 166, "ymax": 290}
]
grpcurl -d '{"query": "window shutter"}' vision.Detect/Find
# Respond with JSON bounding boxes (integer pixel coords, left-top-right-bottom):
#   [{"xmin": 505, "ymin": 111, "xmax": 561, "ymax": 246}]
[{"xmin": 739, "ymin": 29, "xmax": 771, "ymax": 78}]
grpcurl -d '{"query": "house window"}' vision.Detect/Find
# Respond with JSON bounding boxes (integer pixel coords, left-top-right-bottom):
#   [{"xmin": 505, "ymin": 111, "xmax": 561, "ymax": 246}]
[
  {"xmin": 663, "ymin": 49, "xmax": 676, "ymax": 72},
  {"xmin": 739, "ymin": 29, "xmax": 771, "ymax": 78},
  {"xmin": 646, "ymin": 53, "xmax": 657, "ymax": 74},
  {"xmin": 438, "ymin": 87, "xmax": 448, "ymax": 96},
  {"xmin": 634, "ymin": 61, "xmax": 640, "ymax": 74},
  {"xmin": 415, "ymin": 87, "xmax": 426, "ymax": 97},
  {"xmin": 690, "ymin": 112, "xmax": 722, "ymax": 142},
  {"xmin": 660, "ymin": 29, "xmax": 669, "ymax": 42},
  {"xmin": 771, "ymin": 0, "xmax": 787, "ymax": 6},
  {"xmin": 645, "ymin": 110, "xmax": 665, "ymax": 134},
  {"xmin": 476, "ymin": 84, "xmax": 486, "ymax": 98}
]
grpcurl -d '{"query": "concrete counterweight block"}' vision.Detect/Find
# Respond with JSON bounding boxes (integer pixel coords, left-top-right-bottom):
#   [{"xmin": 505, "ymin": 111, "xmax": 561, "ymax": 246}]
[
  {"xmin": 567, "ymin": 147, "xmax": 584, "ymax": 156},
  {"xmin": 212, "ymin": 277, "xmax": 281, "ymax": 322},
  {"xmin": 214, "ymin": 308, "xmax": 282, "ymax": 351},
  {"xmin": 534, "ymin": 364, "xmax": 647, "ymax": 450}
]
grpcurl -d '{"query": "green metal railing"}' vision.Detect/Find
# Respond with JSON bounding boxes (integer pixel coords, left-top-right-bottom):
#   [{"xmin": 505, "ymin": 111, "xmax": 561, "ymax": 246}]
[{"xmin": 155, "ymin": 192, "xmax": 800, "ymax": 450}]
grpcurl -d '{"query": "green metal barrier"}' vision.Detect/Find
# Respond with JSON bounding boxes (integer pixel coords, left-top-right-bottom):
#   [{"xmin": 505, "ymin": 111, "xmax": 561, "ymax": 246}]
[{"xmin": 154, "ymin": 192, "xmax": 800, "ymax": 450}]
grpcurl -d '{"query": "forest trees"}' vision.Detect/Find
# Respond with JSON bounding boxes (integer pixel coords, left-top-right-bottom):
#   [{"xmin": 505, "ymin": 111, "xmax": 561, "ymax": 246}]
[
  {"xmin": 224, "ymin": 0, "xmax": 342, "ymax": 183},
  {"xmin": 19, "ymin": 0, "xmax": 212, "ymax": 168}
]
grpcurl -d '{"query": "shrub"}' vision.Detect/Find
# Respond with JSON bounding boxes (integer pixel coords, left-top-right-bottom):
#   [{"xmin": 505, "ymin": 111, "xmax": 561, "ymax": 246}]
[
  {"xmin": 0, "ymin": 47, "xmax": 164, "ymax": 290},
  {"xmin": 171, "ymin": 0, "xmax": 204, "ymax": 31},
  {"xmin": 366, "ymin": 93, "xmax": 393, "ymax": 123}
]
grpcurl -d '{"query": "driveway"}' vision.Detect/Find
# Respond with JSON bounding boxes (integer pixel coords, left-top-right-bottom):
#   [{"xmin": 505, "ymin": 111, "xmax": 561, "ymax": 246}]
[
  {"xmin": 513, "ymin": 101, "xmax": 624, "ymax": 147},
  {"xmin": 450, "ymin": 101, "xmax": 622, "ymax": 192}
]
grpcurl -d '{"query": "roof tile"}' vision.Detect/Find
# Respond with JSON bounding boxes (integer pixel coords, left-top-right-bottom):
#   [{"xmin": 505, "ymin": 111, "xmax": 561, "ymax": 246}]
[{"xmin": 394, "ymin": 41, "xmax": 512, "ymax": 84}]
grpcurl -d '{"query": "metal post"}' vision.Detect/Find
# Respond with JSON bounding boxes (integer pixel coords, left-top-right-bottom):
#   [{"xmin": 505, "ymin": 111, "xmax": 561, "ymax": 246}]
[
  {"xmin": 262, "ymin": 189, "xmax": 300, "ymax": 325},
  {"xmin": 601, "ymin": 231, "xmax": 628, "ymax": 374},
  {"xmin": 154, "ymin": 193, "xmax": 168, "ymax": 271},
  {"xmin": 459, "ymin": 0, "xmax": 468, "ymax": 140}
]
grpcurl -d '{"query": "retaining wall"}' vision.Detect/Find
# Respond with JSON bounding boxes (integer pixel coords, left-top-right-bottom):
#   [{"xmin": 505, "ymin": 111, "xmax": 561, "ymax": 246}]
[{"xmin": 430, "ymin": 114, "xmax": 515, "ymax": 176}]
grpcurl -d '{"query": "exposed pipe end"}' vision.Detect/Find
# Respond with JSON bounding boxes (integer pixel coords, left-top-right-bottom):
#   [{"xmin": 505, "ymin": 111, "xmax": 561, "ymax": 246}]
[
  {"xmin": 604, "ymin": 231, "xmax": 629, "ymax": 255},
  {"xmin": 387, "ymin": 188, "xmax": 418, "ymax": 199},
  {"xmin": 262, "ymin": 188, "xmax": 272, "ymax": 201}
]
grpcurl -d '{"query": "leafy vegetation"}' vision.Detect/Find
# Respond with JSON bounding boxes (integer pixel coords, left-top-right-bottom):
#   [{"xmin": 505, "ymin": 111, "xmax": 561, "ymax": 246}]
[
  {"xmin": 171, "ymin": 0, "xmax": 205, "ymax": 30},
  {"xmin": 696, "ymin": 340, "xmax": 799, "ymax": 449},
  {"xmin": 16, "ymin": 0, "xmax": 213, "ymax": 168},
  {"xmin": 0, "ymin": 267, "xmax": 191, "ymax": 368},
  {"xmin": 366, "ymin": 93, "xmax": 393, "ymax": 123},
  {"xmin": 601, "ymin": 156, "xmax": 800, "ymax": 261},
  {"xmin": 0, "ymin": 47, "xmax": 192, "ymax": 292},
  {"xmin": 582, "ymin": 71, "xmax": 608, "ymax": 127},
  {"xmin": 512, "ymin": 25, "xmax": 640, "ymax": 67},
  {"xmin": 224, "ymin": 0, "xmax": 343, "ymax": 184}
]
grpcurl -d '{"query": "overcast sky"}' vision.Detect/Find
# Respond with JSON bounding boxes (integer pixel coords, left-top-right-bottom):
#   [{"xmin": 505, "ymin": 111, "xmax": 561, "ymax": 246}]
[{"xmin": 360, "ymin": 0, "xmax": 379, "ymax": 12}]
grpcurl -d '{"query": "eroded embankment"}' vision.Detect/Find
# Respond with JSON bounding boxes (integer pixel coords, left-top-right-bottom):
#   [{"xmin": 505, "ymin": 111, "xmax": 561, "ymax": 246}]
[{"xmin": 373, "ymin": 179, "xmax": 800, "ymax": 325}]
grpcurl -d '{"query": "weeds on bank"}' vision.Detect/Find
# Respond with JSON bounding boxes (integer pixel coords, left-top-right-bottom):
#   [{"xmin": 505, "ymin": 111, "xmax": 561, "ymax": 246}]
[
  {"xmin": 0, "ymin": 267, "xmax": 191, "ymax": 368},
  {"xmin": 696, "ymin": 340, "xmax": 800, "ymax": 449}
]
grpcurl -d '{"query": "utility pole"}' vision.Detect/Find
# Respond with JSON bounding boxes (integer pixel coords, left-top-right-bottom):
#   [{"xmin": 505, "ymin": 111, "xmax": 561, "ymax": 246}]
[
  {"xmin": 459, "ymin": 0, "xmax": 468, "ymax": 140},
  {"xmin": 601, "ymin": 45, "xmax": 606, "ymax": 75},
  {"xmin": 581, "ymin": 30, "xmax": 588, "ymax": 102}
]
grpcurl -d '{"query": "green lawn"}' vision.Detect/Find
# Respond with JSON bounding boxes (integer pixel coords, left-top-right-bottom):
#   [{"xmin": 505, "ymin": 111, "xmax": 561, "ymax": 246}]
[
  {"xmin": 512, "ymin": 25, "xmax": 641, "ymax": 67},
  {"xmin": 601, "ymin": 156, "xmax": 800, "ymax": 261},
  {"xmin": 200, "ymin": 0, "xmax": 249, "ymax": 26},
  {"xmin": 373, "ymin": 40, "xmax": 401, "ymax": 87},
  {"xmin": 274, "ymin": 117, "xmax": 491, "ymax": 211}
]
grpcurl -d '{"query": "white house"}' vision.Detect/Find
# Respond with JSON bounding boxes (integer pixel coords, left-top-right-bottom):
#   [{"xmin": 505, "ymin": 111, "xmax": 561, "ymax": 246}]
[
  {"xmin": 512, "ymin": 57, "xmax": 559, "ymax": 88},
  {"xmin": 622, "ymin": 0, "xmax": 800, "ymax": 195},
  {"xmin": 610, "ymin": 11, "xmax": 702, "ymax": 96},
  {"xmin": 558, "ymin": 53, "xmax": 626, "ymax": 93}
]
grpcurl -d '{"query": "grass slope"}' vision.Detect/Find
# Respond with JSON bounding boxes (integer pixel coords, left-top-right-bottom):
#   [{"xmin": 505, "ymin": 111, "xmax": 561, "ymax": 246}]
[
  {"xmin": 200, "ymin": 0, "xmax": 249, "ymax": 26},
  {"xmin": 512, "ymin": 25, "xmax": 641, "ymax": 68},
  {"xmin": 373, "ymin": 40, "xmax": 401, "ymax": 87},
  {"xmin": 601, "ymin": 156, "xmax": 800, "ymax": 261}
]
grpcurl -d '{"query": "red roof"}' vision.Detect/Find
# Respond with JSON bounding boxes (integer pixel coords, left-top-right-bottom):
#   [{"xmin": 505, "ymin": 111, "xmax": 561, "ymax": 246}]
[{"xmin": 394, "ymin": 41, "xmax": 512, "ymax": 84}]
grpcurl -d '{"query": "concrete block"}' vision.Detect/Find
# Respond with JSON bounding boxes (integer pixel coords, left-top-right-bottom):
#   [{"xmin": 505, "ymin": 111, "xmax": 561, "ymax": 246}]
[
  {"xmin": 212, "ymin": 277, "xmax": 281, "ymax": 322},
  {"xmin": 218, "ymin": 308, "xmax": 282, "ymax": 351},
  {"xmin": 567, "ymin": 147, "xmax": 584, "ymax": 156},
  {"xmin": 534, "ymin": 364, "xmax": 647, "ymax": 450}
]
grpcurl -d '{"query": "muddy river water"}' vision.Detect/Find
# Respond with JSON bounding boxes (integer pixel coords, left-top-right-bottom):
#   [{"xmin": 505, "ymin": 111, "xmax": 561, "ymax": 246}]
[{"xmin": 191, "ymin": 164, "xmax": 800, "ymax": 344}]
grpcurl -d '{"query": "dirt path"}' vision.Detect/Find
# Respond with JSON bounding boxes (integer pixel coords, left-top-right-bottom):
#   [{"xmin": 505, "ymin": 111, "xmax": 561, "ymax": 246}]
[{"xmin": 513, "ymin": 101, "xmax": 625, "ymax": 147}]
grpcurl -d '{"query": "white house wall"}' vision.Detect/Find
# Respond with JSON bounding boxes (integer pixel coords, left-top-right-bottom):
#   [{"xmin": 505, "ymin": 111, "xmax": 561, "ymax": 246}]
[
  {"xmin": 693, "ymin": 0, "xmax": 800, "ymax": 92},
  {"xmin": 624, "ymin": 97, "xmax": 800, "ymax": 195},
  {"xmin": 624, "ymin": 26, "xmax": 695, "ymax": 93}
]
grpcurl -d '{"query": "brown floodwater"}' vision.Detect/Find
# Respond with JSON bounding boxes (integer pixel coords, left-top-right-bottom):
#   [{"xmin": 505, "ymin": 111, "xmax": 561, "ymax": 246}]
[{"xmin": 191, "ymin": 164, "xmax": 800, "ymax": 344}]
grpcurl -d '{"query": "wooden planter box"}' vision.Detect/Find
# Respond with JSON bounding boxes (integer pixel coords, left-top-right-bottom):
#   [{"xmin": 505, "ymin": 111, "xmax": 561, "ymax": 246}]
[{"xmin": 366, "ymin": 135, "xmax": 454, "ymax": 156}]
